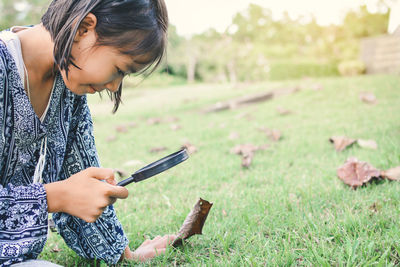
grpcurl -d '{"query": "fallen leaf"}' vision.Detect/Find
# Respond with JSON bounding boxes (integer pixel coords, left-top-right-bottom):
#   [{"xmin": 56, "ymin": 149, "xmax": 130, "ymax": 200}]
[
  {"xmin": 51, "ymin": 245, "xmax": 62, "ymax": 253},
  {"xmin": 181, "ymin": 142, "xmax": 197, "ymax": 155},
  {"xmin": 147, "ymin": 117, "xmax": 162, "ymax": 125},
  {"xmin": 337, "ymin": 157, "xmax": 381, "ymax": 188},
  {"xmin": 357, "ymin": 139, "xmax": 378, "ymax": 150},
  {"xmin": 235, "ymin": 111, "xmax": 253, "ymax": 120},
  {"xmin": 369, "ymin": 202, "xmax": 380, "ymax": 213},
  {"xmin": 329, "ymin": 136, "xmax": 357, "ymax": 152},
  {"xmin": 170, "ymin": 124, "xmax": 181, "ymax": 131},
  {"xmin": 381, "ymin": 166, "xmax": 400, "ymax": 181},
  {"xmin": 166, "ymin": 116, "xmax": 180, "ymax": 123},
  {"xmin": 150, "ymin": 146, "xmax": 167, "ymax": 153},
  {"xmin": 128, "ymin": 122, "xmax": 137, "ymax": 128},
  {"xmin": 235, "ymin": 112, "xmax": 250, "ymax": 119},
  {"xmin": 270, "ymin": 129, "xmax": 282, "ymax": 141},
  {"xmin": 276, "ymin": 106, "xmax": 292, "ymax": 115},
  {"xmin": 230, "ymin": 144, "xmax": 259, "ymax": 156},
  {"xmin": 106, "ymin": 135, "xmax": 116, "ymax": 142},
  {"xmin": 228, "ymin": 132, "xmax": 240, "ymax": 140},
  {"xmin": 311, "ymin": 84, "xmax": 324, "ymax": 91},
  {"xmin": 230, "ymin": 144, "xmax": 266, "ymax": 168},
  {"xmin": 116, "ymin": 125, "xmax": 128, "ymax": 133},
  {"xmin": 241, "ymin": 154, "xmax": 253, "ymax": 168},
  {"xmin": 222, "ymin": 209, "xmax": 228, "ymax": 216},
  {"xmin": 114, "ymin": 168, "xmax": 127, "ymax": 178},
  {"xmin": 172, "ymin": 198, "xmax": 213, "ymax": 247},
  {"xmin": 258, "ymin": 127, "xmax": 282, "ymax": 141},
  {"xmin": 360, "ymin": 92, "xmax": 377, "ymax": 104},
  {"xmin": 123, "ymin": 160, "xmax": 144, "ymax": 167}
]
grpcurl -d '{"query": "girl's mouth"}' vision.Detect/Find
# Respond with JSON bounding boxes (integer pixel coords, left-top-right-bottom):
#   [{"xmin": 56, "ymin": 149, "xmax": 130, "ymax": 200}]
[{"xmin": 88, "ymin": 85, "xmax": 97, "ymax": 94}]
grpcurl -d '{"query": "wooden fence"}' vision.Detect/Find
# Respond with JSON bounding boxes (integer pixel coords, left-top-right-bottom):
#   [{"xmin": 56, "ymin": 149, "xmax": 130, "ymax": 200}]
[{"xmin": 361, "ymin": 34, "xmax": 400, "ymax": 74}]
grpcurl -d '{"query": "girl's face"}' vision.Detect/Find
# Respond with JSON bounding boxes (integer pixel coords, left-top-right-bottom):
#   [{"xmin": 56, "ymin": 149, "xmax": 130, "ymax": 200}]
[{"xmin": 59, "ymin": 14, "xmax": 147, "ymax": 95}]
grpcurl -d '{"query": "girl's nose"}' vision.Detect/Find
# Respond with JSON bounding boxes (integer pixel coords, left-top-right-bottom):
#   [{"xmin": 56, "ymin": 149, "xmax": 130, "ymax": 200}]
[{"xmin": 104, "ymin": 76, "xmax": 123, "ymax": 93}]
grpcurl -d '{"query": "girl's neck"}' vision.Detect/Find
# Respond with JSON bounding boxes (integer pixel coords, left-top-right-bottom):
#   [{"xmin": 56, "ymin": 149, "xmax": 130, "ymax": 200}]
[
  {"xmin": 16, "ymin": 24, "xmax": 56, "ymax": 119},
  {"xmin": 16, "ymin": 24, "xmax": 55, "ymax": 84}
]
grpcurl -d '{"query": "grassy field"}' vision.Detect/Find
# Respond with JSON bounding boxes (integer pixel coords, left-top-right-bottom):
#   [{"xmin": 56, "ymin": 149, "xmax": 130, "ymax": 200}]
[{"xmin": 41, "ymin": 74, "xmax": 400, "ymax": 266}]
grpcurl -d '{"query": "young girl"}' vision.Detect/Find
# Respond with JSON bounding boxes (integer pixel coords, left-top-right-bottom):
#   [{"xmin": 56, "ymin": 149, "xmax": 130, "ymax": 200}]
[{"xmin": 0, "ymin": 0, "xmax": 175, "ymax": 265}]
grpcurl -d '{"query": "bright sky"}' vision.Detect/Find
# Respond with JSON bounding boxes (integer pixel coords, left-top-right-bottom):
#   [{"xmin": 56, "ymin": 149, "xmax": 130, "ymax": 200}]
[{"xmin": 165, "ymin": 0, "xmax": 388, "ymax": 37}]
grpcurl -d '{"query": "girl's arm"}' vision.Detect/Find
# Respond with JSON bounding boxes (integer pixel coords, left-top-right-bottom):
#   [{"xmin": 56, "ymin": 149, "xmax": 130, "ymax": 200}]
[{"xmin": 0, "ymin": 40, "xmax": 50, "ymax": 266}]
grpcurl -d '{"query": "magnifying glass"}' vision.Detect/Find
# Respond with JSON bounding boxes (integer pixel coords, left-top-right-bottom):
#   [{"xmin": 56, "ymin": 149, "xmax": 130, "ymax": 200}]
[{"xmin": 117, "ymin": 149, "xmax": 189, "ymax": 186}]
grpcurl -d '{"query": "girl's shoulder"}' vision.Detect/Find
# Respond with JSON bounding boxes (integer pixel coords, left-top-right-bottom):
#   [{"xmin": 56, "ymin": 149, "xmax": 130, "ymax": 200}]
[
  {"xmin": 0, "ymin": 33, "xmax": 13, "ymax": 69},
  {"xmin": 0, "ymin": 40, "xmax": 10, "ymax": 75}
]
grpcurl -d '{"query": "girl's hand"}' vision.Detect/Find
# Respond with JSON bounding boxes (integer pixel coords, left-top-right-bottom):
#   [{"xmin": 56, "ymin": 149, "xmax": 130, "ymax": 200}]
[
  {"xmin": 44, "ymin": 167, "xmax": 129, "ymax": 222},
  {"xmin": 121, "ymin": 235, "xmax": 176, "ymax": 262}
]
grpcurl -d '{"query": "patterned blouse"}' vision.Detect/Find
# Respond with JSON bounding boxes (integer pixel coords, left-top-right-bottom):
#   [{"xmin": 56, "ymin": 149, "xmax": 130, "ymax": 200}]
[{"xmin": 0, "ymin": 41, "xmax": 128, "ymax": 266}]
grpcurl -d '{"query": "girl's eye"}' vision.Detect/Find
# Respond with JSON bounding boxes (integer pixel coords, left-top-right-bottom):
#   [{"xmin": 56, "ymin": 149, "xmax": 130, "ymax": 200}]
[{"xmin": 117, "ymin": 68, "xmax": 125, "ymax": 76}]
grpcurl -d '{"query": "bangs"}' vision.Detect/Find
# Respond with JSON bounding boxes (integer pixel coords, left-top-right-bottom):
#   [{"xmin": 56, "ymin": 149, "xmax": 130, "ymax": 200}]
[{"xmin": 97, "ymin": 29, "xmax": 167, "ymax": 76}]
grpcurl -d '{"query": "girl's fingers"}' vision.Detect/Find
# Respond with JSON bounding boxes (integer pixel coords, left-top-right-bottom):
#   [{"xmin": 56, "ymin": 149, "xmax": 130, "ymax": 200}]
[
  {"xmin": 154, "ymin": 248, "xmax": 166, "ymax": 256},
  {"xmin": 108, "ymin": 185, "xmax": 129, "ymax": 199},
  {"xmin": 165, "ymin": 234, "xmax": 177, "ymax": 243},
  {"xmin": 105, "ymin": 176, "xmax": 117, "ymax": 185},
  {"xmin": 153, "ymin": 235, "xmax": 162, "ymax": 241},
  {"xmin": 87, "ymin": 167, "xmax": 115, "ymax": 180}
]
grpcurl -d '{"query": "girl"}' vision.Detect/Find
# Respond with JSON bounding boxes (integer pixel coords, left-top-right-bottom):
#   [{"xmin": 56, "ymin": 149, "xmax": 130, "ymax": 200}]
[{"xmin": 0, "ymin": 0, "xmax": 175, "ymax": 265}]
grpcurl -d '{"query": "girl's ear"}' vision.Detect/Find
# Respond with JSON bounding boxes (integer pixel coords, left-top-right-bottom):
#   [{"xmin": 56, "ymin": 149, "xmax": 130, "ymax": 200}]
[{"xmin": 74, "ymin": 13, "xmax": 97, "ymax": 41}]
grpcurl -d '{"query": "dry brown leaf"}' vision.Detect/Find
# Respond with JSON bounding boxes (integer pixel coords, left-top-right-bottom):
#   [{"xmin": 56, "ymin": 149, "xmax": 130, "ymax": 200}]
[
  {"xmin": 128, "ymin": 121, "xmax": 137, "ymax": 128},
  {"xmin": 235, "ymin": 111, "xmax": 253, "ymax": 120},
  {"xmin": 114, "ymin": 168, "xmax": 127, "ymax": 178},
  {"xmin": 166, "ymin": 116, "xmax": 180, "ymax": 123},
  {"xmin": 123, "ymin": 159, "xmax": 144, "ymax": 167},
  {"xmin": 241, "ymin": 154, "xmax": 253, "ymax": 168},
  {"xmin": 51, "ymin": 245, "xmax": 62, "ymax": 253},
  {"xmin": 276, "ymin": 106, "xmax": 292, "ymax": 115},
  {"xmin": 369, "ymin": 202, "xmax": 380, "ymax": 213},
  {"xmin": 230, "ymin": 144, "xmax": 266, "ymax": 168},
  {"xmin": 381, "ymin": 166, "xmax": 400, "ymax": 181},
  {"xmin": 230, "ymin": 144, "xmax": 259, "ymax": 156},
  {"xmin": 172, "ymin": 198, "xmax": 213, "ymax": 247},
  {"xmin": 170, "ymin": 124, "xmax": 181, "ymax": 131},
  {"xmin": 147, "ymin": 117, "xmax": 162, "ymax": 125},
  {"xmin": 357, "ymin": 139, "xmax": 378, "ymax": 150},
  {"xmin": 359, "ymin": 92, "xmax": 377, "ymax": 104},
  {"xmin": 116, "ymin": 125, "xmax": 128, "ymax": 133},
  {"xmin": 106, "ymin": 135, "xmax": 116, "ymax": 142},
  {"xmin": 329, "ymin": 136, "xmax": 357, "ymax": 152},
  {"xmin": 311, "ymin": 84, "xmax": 324, "ymax": 91},
  {"xmin": 270, "ymin": 129, "xmax": 282, "ymax": 141},
  {"xmin": 222, "ymin": 209, "xmax": 227, "ymax": 217},
  {"xmin": 337, "ymin": 157, "xmax": 381, "ymax": 188},
  {"xmin": 258, "ymin": 127, "xmax": 282, "ymax": 141},
  {"xmin": 182, "ymin": 142, "xmax": 198, "ymax": 155},
  {"xmin": 150, "ymin": 146, "xmax": 167, "ymax": 153},
  {"xmin": 228, "ymin": 132, "xmax": 240, "ymax": 140}
]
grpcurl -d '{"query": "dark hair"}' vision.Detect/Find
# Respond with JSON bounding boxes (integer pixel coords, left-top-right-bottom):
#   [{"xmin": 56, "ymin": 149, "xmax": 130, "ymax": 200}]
[{"xmin": 41, "ymin": 0, "xmax": 168, "ymax": 113}]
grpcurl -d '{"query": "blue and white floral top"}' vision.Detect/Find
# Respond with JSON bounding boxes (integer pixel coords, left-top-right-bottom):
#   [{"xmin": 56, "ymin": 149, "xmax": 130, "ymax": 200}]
[{"xmin": 0, "ymin": 39, "xmax": 128, "ymax": 266}]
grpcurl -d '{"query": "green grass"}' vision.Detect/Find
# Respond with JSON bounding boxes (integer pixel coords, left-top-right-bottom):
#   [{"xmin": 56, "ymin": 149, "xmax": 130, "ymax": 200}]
[{"xmin": 41, "ymin": 74, "xmax": 400, "ymax": 266}]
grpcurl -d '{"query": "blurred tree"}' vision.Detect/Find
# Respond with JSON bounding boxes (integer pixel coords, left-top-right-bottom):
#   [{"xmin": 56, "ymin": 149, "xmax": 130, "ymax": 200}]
[
  {"xmin": 0, "ymin": 0, "xmax": 390, "ymax": 83},
  {"xmin": 0, "ymin": 0, "xmax": 51, "ymax": 29}
]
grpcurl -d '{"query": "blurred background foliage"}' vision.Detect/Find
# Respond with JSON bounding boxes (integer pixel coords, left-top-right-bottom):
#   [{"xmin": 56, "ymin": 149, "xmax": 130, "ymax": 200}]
[{"xmin": 0, "ymin": 0, "xmax": 390, "ymax": 84}]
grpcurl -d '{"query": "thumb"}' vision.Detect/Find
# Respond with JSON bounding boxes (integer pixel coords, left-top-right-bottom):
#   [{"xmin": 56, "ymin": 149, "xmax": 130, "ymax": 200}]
[{"xmin": 87, "ymin": 167, "xmax": 115, "ymax": 181}]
